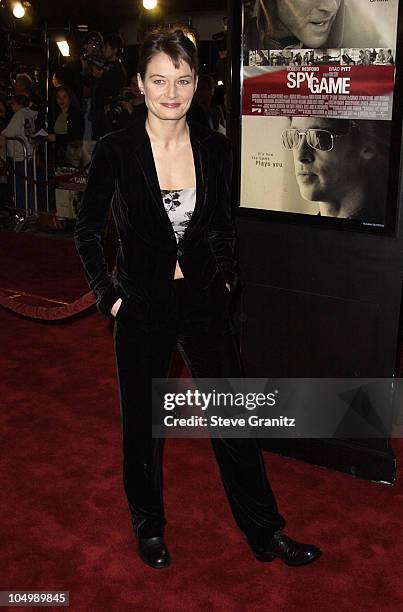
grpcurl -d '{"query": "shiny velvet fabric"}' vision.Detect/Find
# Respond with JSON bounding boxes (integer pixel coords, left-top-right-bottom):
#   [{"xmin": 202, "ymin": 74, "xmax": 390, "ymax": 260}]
[
  {"xmin": 74, "ymin": 112, "xmax": 285, "ymax": 549},
  {"xmin": 114, "ymin": 277, "xmax": 286, "ymax": 547},
  {"xmin": 74, "ymin": 110, "xmax": 237, "ymax": 330}
]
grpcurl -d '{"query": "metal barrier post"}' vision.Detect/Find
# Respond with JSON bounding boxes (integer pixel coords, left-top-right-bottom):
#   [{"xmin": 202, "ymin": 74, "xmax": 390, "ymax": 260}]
[
  {"xmin": 5, "ymin": 136, "xmax": 38, "ymax": 232},
  {"xmin": 31, "ymin": 138, "xmax": 51, "ymax": 214},
  {"xmin": 45, "ymin": 140, "xmax": 50, "ymax": 213},
  {"xmin": 23, "ymin": 152, "xmax": 28, "ymax": 216},
  {"xmin": 12, "ymin": 157, "xmax": 17, "ymax": 211},
  {"xmin": 4, "ymin": 136, "xmax": 88, "ymax": 230},
  {"xmin": 32, "ymin": 141, "xmax": 38, "ymax": 212}
]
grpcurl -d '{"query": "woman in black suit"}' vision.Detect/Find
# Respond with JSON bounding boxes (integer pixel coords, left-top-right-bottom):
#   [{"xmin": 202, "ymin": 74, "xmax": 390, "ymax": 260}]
[{"xmin": 74, "ymin": 29, "xmax": 321, "ymax": 569}]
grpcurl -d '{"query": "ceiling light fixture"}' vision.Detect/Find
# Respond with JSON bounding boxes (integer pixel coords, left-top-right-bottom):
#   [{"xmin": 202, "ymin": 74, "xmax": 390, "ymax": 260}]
[
  {"xmin": 56, "ymin": 40, "xmax": 70, "ymax": 57},
  {"xmin": 12, "ymin": 1, "xmax": 25, "ymax": 18},
  {"xmin": 143, "ymin": 0, "xmax": 157, "ymax": 10}
]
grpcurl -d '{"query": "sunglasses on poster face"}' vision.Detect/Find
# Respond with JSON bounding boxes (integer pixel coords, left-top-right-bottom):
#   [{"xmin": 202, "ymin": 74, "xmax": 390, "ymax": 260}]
[{"xmin": 282, "ymin": 126, "xmax": 354, "ymax": 152}]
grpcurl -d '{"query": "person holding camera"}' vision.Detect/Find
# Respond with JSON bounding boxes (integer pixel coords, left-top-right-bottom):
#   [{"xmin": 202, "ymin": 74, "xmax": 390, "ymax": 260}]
[
  {"xmin": 91, "ymin": 34, "xmax": 127, "ymax": 139},
  {"xmin": 121, "ymin": 74, "xmax": 144, "ymax": 114},
  {"xmin": 77, "ymin": 31, "xmax": 104, "ymax": 140},
  {"xmin": 104, "ymin": 74, "xmax": 146, "ymax": 131}
]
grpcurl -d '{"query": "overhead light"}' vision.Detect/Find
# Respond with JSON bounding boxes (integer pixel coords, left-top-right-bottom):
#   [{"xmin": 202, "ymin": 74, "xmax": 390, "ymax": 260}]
[
  {"xmin": 143, "ymin": 0, "xmax": 157, "ymax": 10},
  {"xmin": 56, "ymin": 40, "xmax": 70, "ymax": 57},
  {"xmin": 77, "ymin": 25, "xmax": 89, "ymax": 32},
  {"xmin": 12, "ymin": 2, "xmax": 25, "ymax": 18}
]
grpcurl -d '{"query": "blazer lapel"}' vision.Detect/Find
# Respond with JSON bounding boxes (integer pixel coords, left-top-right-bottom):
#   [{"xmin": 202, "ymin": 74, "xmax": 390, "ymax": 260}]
[
  {"xmin": 181, "ymin": 120, "xmax": 210, "ymax": 243},
  {"xmin": 127, "ymin": 113, "xmax": 210, "ymax": 245},
  {"xmin": 132, "ymin": 126, "xmax": 177, "ymax": 243}
]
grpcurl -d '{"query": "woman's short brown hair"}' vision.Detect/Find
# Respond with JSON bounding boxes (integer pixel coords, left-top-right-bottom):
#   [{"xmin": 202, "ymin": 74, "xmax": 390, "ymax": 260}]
[{"xmin": 137, "ymin": 29, "xmax": 198, "ymax": 79}]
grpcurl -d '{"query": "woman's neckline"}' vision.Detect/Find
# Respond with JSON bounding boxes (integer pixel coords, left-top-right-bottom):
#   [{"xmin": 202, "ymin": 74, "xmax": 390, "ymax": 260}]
[{"xmin": 160, "ymin": 187, "xmax": 196, "ymax": 192}]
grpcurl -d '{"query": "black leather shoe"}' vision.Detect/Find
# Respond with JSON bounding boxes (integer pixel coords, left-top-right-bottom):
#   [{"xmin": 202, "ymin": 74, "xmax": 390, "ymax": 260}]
[
  {"xmin": 138, "ymin": 536, "xmax": 171, "ymax": 569},
  {"xmin": 251, "ymin": 530, "xmax": 321, "ymax": 566}
]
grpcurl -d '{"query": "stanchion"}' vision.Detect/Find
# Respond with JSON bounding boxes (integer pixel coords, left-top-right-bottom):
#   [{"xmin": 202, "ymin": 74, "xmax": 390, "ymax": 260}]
[
  {"xmin": 5, "ymin": 137, "xmax": 38, "ymax": 232},
  {"xmin": 1, "ymin": 140, "xmax": 91, "ymax": 232}
]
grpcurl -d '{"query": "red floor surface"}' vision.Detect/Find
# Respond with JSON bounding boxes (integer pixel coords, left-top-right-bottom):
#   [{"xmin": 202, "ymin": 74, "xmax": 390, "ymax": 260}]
[{"xmin": 1, "ymin": 230, "xmax": 402, "ymax": 612}]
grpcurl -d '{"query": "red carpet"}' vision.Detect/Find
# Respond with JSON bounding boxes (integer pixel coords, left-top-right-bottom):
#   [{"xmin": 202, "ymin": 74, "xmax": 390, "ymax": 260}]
[{"xmin": 1, "ymin": 230, "xmax": 402, "ymax": 611}]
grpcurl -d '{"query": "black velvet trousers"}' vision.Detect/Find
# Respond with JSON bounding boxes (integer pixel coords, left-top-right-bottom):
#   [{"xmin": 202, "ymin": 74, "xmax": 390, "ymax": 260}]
[{"xmin": 112, "ymin": 276, "xmax": 286, "ymax": 549}]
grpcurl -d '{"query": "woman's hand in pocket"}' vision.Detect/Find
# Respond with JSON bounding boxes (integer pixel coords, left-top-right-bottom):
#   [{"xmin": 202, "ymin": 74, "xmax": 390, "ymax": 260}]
[{"xmin": 110, "ymin": 297, "xmax": 123, "ymax": 317}]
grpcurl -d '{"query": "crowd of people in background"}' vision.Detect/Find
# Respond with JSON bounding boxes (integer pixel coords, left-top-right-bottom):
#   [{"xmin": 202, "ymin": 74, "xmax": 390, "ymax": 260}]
[{"xmin": 0, "ymin": 29, "xmax": 228, "ymax": 215}]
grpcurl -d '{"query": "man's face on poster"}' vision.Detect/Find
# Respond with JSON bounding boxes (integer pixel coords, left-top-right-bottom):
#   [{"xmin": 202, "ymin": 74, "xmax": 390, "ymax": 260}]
[
  {"xmin": 289, "ymin": 117, "xmax": 364, "ymax": 203},
  {"xmin": 277, "ymin": 0, "xmax": 342, "ymax": 48}
]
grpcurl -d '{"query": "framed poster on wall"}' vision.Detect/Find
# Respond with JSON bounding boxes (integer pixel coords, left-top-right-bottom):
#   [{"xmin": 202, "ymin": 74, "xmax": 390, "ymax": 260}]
[{"xmin": 240, "ymin": 0, "xmax": 401, "ymax": 231}]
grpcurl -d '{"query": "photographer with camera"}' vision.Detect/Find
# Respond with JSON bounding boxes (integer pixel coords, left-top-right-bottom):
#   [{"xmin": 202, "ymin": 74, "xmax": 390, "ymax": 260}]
[
  {"xmin": 121, "ymin": 74, "xmax": 144, "ymax": 115},
  {"xmin": 78, "ymin": 31, "xmax": 104, "ymax": 141},
  {"xmin": 90, "ymin": 34, "xmax": 127, "ymax": 139},
  {"xmin": 104, "ymin": 73, "xmax": 145, "ymax": 131}
]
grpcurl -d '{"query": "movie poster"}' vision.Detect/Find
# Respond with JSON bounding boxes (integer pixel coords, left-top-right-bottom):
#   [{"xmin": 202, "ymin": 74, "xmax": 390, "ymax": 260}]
[{"xmin": 240, "ymin": 0, "xmax": 399, "ymax": 226}]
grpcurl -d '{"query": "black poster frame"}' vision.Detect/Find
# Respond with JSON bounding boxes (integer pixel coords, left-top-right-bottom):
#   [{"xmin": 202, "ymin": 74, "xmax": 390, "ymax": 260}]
[
  {"xmin": 227, "ymin": 0, "xmax": 403, "ymax": 483},
  {"xmin": 230, "ymin": 0, "xmax": 403, "ymax": 237}
]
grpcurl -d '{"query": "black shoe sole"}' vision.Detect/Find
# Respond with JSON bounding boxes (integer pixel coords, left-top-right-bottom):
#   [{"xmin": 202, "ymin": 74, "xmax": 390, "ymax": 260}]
[{"xmin": 254, "ymin": 549, "xmax": 322, "ymax": 566}]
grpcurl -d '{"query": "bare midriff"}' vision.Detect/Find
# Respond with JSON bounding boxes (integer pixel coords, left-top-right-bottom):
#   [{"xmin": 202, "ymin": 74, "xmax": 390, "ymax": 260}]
[{"xmin": 174, "ymin": 260, "xmax": 184, "ymax": 279}]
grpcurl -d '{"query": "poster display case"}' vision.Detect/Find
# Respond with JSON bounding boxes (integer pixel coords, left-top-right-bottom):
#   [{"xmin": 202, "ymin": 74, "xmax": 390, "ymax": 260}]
[{"xmin": 239, "ymin": 0, "xmax": 401, "ymax": 232}]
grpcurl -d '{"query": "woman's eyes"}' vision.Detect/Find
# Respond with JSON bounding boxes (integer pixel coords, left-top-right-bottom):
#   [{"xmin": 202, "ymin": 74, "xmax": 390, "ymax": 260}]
[{"xmin": 152, "ymin": 79, "xmax": 191, "ymax": 85}]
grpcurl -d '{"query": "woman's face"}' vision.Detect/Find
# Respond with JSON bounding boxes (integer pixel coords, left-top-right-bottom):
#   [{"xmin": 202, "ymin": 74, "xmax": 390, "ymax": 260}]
[
  {"xmin": 57, "ymin": 90, "xmax": 70, "ymax": 110},
  {"xmin": 277, "ymin": 0, "xmax": 342, "ymax": 48},
  {"xmin": 10, "ymin": 100, "xmax": 20, "ymax": 113},
  {"xmin": 138, "ymin": 52, "xmax": 197, "ymax": 122},
  {"xmin": 52, "ymin": 74, "xmax": 61, "ymax": 88}
]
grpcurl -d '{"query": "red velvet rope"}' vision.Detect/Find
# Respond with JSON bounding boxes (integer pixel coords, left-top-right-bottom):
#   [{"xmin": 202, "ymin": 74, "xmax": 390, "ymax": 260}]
[
  {"xmin": 0, "ymin": 156, "xmax": 90, "ymax": 186},
  {"xmin": 0, "ymin": 288, "xmax": 96, "ymax": 320}
]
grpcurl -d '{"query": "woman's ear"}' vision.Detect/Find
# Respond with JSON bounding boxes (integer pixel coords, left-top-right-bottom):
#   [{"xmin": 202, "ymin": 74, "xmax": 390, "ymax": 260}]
[
  {"xmin": 194, "ymin": 74, "xmax": 198, "ymax": 93},
  {"xmin": 137, "ymin": 73, "xmax": 145, "ymax": 95}
]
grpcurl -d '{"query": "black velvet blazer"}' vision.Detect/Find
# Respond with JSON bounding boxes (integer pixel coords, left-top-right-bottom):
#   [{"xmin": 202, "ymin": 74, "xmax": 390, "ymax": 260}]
[{"xmin": 74, "ymin": 112, "xmax": 237, "ymax": 329}]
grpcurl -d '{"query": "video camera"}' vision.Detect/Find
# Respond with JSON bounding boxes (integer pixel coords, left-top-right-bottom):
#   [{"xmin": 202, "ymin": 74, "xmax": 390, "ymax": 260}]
[
  {"xmin": 105, "ymin": 87, "xmax": 133, "ymax": 124},
  {"xmin": 81, "ymin": 49, "xmax": 109, "ymax": 71},
  {"xmin": 80, "ymin": 31, "xmax": 108, "ymax": 72}
]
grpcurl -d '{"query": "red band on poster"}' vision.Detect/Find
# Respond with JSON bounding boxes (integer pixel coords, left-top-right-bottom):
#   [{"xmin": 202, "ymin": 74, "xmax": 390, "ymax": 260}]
[{"xmin": 242, "ymin": 65, "xmax": 395, "ymax": 117}]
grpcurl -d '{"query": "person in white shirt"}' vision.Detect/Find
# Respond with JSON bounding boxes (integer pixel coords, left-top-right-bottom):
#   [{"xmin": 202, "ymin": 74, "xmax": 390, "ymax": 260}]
[{"xmin": 1, "ymin": 95, "xmax": 37, "ymax": 210}]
